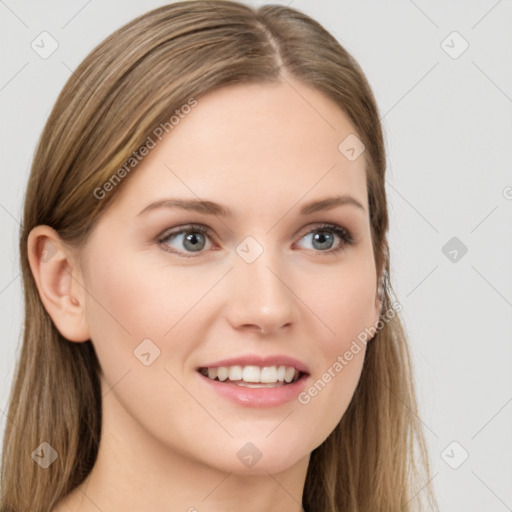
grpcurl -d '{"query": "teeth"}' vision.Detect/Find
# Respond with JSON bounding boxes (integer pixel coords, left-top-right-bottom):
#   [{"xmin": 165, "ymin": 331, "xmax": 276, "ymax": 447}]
[
  {"xmin": 200, "ymin": 364, "xmax": 301, "ymax": 384},
  {"xmin": 284, "ymin": 366, "xmax": 296, "ymax": 383},
  {"xmin": 235, "ymin": 381, "xmax": 285, "ymax": 388},
  {"xmin": 217, "ymin": 367, "xmax": 229, "ymax": 381},
  {"xmin": 243, "ymin": 365, "xmax": 261, "ymax": 383},
  {"xmin": 260, "ymin": 366, "xmax": 277, "ymax": 383},
  {"xmin": 228, "ymin": 365, "xmax": 243, "ymax": 381}
]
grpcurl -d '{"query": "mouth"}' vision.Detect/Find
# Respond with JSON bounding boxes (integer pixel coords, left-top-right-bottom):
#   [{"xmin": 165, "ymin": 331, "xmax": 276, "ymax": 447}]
[{"xmin": 197, "ymin": 365, "xmax": 305, "ymax": 388}]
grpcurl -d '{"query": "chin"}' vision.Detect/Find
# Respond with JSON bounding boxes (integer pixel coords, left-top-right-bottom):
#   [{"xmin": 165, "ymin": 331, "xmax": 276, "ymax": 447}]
[{"xmin": 199, "ymin": 438, "xmax": 311, "ymax": 476}]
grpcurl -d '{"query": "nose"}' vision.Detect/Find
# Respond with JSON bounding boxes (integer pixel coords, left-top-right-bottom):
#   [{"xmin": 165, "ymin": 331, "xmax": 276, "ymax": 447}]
[{"xmin": 225, "ymin": 241, "xmax": 299, "ymax": 335}]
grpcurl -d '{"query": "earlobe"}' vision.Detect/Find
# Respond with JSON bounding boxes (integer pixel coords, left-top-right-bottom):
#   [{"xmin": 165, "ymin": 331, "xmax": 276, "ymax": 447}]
[
  {"xmin": 27, "ymin": 225, "xmax": 90, "ymax": 342},
  {"xmin": 376, "ymin": 282, "xmax": 383, "ymax": 312},
  {"xmin": 373, "ymin": 290, "xmax": 382, "ymax": 322},
  {"xmin": 369, "ymin": 281, "xmax": 384, "ymax": 336}
]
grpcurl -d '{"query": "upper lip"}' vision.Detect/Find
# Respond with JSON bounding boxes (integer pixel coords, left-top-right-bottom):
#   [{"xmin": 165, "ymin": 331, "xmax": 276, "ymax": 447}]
[{"xmin": 197, "ymin": 354, "xmax": 310, "ymax": 374}]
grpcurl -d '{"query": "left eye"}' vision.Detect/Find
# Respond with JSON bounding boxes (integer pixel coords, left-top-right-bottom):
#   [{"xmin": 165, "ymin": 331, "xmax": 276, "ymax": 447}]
[{"xmin": 295, "ymin": 224, "xmax": 354, "ymax": 253}]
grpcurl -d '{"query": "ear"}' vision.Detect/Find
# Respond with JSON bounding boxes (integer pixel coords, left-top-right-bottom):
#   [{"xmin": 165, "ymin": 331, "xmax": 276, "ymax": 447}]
[{"xmin": 27, "ymin": 225, "xmax": 90, "ymax": 342}]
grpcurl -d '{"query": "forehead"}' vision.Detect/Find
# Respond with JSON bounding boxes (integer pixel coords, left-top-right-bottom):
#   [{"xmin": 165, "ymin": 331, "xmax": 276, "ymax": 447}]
[{"xmin": 106, "ymin": 78, "xmax": 368, "ymax": 220}]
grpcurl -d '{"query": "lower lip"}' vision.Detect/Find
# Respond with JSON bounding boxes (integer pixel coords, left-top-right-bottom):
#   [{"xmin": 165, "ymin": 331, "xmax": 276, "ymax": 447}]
[{"xmin": 197, "ymin": 372, "xmax": 309, "ymax": 408}]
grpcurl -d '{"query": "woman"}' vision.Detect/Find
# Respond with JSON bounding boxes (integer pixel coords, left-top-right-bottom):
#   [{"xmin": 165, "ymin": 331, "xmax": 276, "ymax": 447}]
[{"xmin": 0, "ymin": 1, "xmax": 437, "ymax": 511}]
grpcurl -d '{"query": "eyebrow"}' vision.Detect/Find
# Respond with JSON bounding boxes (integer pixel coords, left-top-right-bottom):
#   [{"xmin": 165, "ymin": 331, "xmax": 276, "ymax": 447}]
[{"xmin": 137, "ymin": 194, "xmax": 366, "ymax": 218}]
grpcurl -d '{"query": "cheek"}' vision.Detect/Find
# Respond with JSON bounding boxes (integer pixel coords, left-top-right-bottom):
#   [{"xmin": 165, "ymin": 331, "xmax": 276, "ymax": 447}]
[
  {"xmin": 81, "ymin": 254, "xmax": 199, "ymax": 433},
  {"xmin": 84, "ymin": 250, "xmax": 200, "ymax": 344},
  {"xmin": 304, "ymin": 254, "xmax": 377, "ymax": 345},
  {"xmin": 81, "ymin": 248, "xmax": 219, "ymax": 396},
  {"xmin": 297, "ymin": 257, "xmax": 376, "ymax": 439},
  {"xmin": 81, "ymin": 252, "xmax": 172, "ymax": 383}
]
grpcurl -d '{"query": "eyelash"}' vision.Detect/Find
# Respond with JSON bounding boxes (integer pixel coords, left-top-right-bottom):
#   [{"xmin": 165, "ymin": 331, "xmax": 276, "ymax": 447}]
[{"xmin": 157, "ymin": 222, "xmax": 355, "ymax": 258}]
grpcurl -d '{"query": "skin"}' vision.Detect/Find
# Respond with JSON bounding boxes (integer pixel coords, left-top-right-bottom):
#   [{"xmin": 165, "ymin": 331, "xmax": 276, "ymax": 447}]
[{"xmin": 29, "ymin": 76, "xmax": 381, "ymax": 512}]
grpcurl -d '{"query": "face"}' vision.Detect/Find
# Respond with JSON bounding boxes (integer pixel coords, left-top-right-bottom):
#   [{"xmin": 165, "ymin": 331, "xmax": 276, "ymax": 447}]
[{"xmin": 75, "ymin": 78, "xmax": 381, "ymax": 475}]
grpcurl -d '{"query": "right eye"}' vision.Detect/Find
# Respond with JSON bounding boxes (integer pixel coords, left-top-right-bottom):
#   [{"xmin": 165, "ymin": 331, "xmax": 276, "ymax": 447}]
[{"xmin": 158, "ymin": 224, "xmax": 215, "ymax": 257}]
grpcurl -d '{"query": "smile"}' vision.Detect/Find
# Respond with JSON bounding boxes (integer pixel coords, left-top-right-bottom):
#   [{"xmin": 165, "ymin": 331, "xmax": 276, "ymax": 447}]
[{"xmin": 198, "ymin": 365, "xmax": 302, "ymax": 387}]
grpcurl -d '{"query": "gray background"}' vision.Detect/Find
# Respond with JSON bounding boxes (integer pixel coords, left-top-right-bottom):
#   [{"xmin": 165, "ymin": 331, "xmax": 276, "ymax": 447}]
[{"xmin": 1, "ymin": 1, "xmax": 511, "ymax": 510}]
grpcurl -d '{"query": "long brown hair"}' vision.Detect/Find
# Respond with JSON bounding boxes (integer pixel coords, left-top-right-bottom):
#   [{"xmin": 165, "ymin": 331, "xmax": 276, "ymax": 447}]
[{"xmin": 1, "ymin": 1, "xmax": 437, "ymax": 510}]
